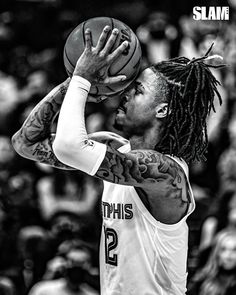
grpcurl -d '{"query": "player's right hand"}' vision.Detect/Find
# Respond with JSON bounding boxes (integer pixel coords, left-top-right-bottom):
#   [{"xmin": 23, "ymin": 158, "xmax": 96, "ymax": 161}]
[{"xmin": 73, "ymin": 26, "xmax": 128, "ymax": 85}]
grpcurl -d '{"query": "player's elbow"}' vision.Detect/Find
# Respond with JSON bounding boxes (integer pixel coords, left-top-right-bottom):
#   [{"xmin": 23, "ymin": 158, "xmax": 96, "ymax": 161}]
[
  {"xmin": 11, "ymin": 131, "xmax": 28, "ymax": 158},
  {"xmin": 11, "ymin": 132, "xmax": 19, "ymax": 152}
]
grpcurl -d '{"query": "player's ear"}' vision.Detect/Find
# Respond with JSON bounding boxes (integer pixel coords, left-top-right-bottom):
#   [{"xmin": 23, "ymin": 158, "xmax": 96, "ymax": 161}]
[{"xmin": 155, "ymin": 103, "xmax": 169, "ymax": 119}]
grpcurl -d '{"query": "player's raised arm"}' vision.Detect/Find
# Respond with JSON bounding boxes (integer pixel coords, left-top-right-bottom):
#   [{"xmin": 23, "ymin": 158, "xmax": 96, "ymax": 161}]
[
  {"xmin": 12, "ymin": 26, "xmax": 127, "ymax": 169},
  {"xmin": 11, "ymin": 78, "xmax": 76, "ymax": 170},
  {"xmin": 53, "ymin": 26, "xmax": 129, "ymax": 172},
  {"xmin": 52, "ymin": 26, "xmax": 180, "ymax": 187}
]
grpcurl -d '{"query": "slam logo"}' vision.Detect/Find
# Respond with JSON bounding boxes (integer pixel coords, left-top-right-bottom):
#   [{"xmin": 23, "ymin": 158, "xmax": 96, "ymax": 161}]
[{"xmin": 193, "ymin": 6, "xmax": 229, "ymax": 20}]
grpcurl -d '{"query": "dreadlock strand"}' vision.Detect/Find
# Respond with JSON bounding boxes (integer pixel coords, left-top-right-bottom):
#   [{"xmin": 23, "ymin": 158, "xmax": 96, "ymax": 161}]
[
  {"xmin": 179, "ymin": 119, "xmax": 194, "ymax": 155},
  {"xmin": 181, "ymin": 64, "xmax": 194, "ymax": 99},
  {"xmin": 205, "ymin": 79, "xmax": 216, "ymax": 113},
  {"xmin": 204, "ymin": 42, "xmax": 214, "ymax": 56},
  {"xmin": 205, "ymin": 63, "xmax": 227, "ymax": 69},
  {"xmin": 167, "ymin": 56, "xmax": 190, "ymax": 64},
  {"xmin": 191, "ymin": 63, "xmax": 201, "ymax": 114},
  {"xmin": 200, "ymin": 63, "xmax": 206, "ymax": 90}
]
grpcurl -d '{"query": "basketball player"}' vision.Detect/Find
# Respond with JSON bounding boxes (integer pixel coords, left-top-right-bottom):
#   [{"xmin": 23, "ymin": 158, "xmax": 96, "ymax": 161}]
[{"xmin": 12, "ymin": 26, "xmax": 223, "ymax": 294}]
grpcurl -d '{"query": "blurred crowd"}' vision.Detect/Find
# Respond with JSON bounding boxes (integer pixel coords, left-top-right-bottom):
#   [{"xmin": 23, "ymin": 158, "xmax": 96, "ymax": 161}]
[{"xmin": 1, "ymin": 0, "xmax": 236, "ymax": 294}]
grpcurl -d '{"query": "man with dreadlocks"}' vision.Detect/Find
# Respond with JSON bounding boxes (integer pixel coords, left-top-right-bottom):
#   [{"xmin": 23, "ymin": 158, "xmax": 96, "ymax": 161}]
[{"xmin": 12, "ymin": 27, "xmax": 222, "ymax": 294}]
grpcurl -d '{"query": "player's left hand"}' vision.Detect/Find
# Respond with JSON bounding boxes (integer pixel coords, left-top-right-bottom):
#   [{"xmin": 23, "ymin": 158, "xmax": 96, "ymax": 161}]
[
  {"xmin": 73, "ymin": 26, "xmax": 128, "ymax": 84},
  {"xmin": 87, "ymin": 94, "xmax": 108, "ymax": 103}
]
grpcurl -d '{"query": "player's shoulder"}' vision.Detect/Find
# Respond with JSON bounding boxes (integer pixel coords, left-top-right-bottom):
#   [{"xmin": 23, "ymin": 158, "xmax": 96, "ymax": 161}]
[
  {"xmin": 128, "ymin": 149, "xmax": 178, "ymax": 163},
  {"xmin": 89, "ymin": 131, "xmax": 129, "ymax": 149},
  {"xmin": 128, "ymin": 149, "xmax": 187, "ymax": 174}
]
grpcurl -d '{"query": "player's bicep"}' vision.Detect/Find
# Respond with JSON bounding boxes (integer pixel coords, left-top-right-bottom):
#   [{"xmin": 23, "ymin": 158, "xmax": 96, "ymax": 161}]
[{"xmin": 95, "ymin": 146, "xmax": 174, "ymax": 186}]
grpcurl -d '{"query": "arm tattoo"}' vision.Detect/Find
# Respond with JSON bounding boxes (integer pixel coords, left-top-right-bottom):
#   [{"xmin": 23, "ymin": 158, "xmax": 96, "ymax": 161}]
[
  {"xmin": 24, "ymin": 101, "xmax": 59, "ymax": 143},
  {"xmin": 95, "ymin": 146, "xmax": 190, "ymax": 203},
  {"xmin": 13, "ymin": 79, "xmax": 74, "ymax": 170},
  {"xmin": 23, "ymin": 82, "xmax": 68, "ymax": 142},
  {"xmin": 32, "ymin": 137, "xmax": 75, "ymax": 170},
  {"xmin": 96, "ymin": 147, "xmax": 174, "ymax": 184}
]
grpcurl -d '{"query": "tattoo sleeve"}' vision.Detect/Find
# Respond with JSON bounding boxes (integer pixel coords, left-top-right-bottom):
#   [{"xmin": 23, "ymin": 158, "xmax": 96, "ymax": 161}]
[
  {"xmin": 12, "ymin": 78, "xmax": 75, "ymax": 170},
  {"xmin": 96, "ymin": 146, "xmax": 189, "ymax": 197},
  {"xmin": 95, "ymin": 146, "xmax": 190, "ymax": 220}
]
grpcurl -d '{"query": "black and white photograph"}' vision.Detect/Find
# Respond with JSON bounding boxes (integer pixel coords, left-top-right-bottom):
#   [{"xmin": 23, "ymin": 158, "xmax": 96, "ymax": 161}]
[{"xmin": 0, "ymin": 0, "xmax": 236, "ymax": 294}]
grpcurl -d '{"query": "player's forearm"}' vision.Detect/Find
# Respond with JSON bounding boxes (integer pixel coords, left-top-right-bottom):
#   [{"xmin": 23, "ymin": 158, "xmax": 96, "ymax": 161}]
[
  {"xmin": 53, "ymin": 76, "xmax": 89, "ymax": 147},
  {"xmin": 12, "ymin": 78, "xmax": 70, "ymax": 152},
  {"xmin": 53, "ymin": 76, "xmax": 106, "ymax": 174}
]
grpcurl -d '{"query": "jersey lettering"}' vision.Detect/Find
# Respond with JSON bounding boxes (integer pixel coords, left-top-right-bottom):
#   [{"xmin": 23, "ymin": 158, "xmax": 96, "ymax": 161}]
[{"xmin": 102, "ymin": 201, "xmax": 133, "ymax": 219}]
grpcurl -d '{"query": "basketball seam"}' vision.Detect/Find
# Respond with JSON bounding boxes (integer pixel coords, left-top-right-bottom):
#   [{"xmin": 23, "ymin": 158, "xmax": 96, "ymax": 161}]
[
  {"xmin": 64, "ymin": 47, "xmax": 75, "ymax": 68},
  {"xmin": 110, "ymin": 17, "xmax": 114, "ymax": 30},
  {"xmin": 64, "ymin": 48, "xmax": 74, "ymax": 75},
  {"xmin": 107, "ymin": 18, "xmax": 116, "ymax": 76},
  {"xmin": 108, "ymin": 17, "xmax": 115, "ymax": 50},
  {"xmin": 106, "ymin": 85, "xmax": 116, "ymax": 92},
  {"xmin": 115, "ymin": 34, "xmax": 138, "ymax": 75}
]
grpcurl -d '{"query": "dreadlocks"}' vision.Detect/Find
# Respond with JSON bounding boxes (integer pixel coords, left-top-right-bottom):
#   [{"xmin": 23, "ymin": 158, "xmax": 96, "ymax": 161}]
[{"xmin": 151, "ymin": 44, "xmax": 224, "ymax": 163}]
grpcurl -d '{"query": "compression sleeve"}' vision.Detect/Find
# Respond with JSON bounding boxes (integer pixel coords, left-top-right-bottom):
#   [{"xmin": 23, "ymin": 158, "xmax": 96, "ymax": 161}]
[{"xmin": 53, "ymin": 75, "xmax": 107, "ymax": 175}]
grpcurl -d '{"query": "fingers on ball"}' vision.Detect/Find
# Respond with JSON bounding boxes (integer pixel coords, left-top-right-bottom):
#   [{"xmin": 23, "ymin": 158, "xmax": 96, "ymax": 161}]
[
  {"xmin": 102, "ymin": 28, "xmax": 120, "ymax": 54},
  {"xmin": 85, "ymin": 28, "xmax": 92, "ymax": 49},
  {"xmin": 96, "ymin": 26, "xmax": 111, "ymax": 51},
  {"xmin": 109, "ymin": 41, "xmax": 129, "ymax": 62}
]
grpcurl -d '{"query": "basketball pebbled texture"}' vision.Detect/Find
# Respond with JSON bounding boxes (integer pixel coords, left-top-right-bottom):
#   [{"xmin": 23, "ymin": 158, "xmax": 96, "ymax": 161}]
[{"xmin": 63, "ymin": 17, "xmax": 142, "ymax": 96}]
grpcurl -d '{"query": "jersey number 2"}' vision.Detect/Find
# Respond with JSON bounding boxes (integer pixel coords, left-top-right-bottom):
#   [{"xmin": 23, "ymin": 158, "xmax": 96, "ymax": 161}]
[{"xmin": 104, "ymin": 226, "xmax": 118, "ymax": 266}]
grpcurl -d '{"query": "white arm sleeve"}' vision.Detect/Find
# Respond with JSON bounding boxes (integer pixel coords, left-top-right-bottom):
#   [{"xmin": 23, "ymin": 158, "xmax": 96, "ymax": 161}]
[{"xmin": 53, "ymin": 76, "xmax": 107, "ymax": 175}]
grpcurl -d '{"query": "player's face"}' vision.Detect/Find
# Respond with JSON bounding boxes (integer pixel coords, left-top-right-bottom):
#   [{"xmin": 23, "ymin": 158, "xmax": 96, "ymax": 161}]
[
  {"xmin": 218, "ymin": 236, "xmax": 236, "ymax": 270},
  {"xmin": 114, "ymin": 68, "xmax": 162, "ymax": 136}
]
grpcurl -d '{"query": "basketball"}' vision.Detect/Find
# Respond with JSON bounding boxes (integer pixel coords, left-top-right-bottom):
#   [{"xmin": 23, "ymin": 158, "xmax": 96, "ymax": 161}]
[{"xmin": 63, "ymin": 17, "xmax": 142, "ymax": 96}]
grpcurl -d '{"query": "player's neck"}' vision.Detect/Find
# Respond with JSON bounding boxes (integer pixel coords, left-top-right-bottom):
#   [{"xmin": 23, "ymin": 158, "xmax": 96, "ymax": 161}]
[{"xmin": 129, "ymin": 126, "xmax": 161, "ymax": 150}]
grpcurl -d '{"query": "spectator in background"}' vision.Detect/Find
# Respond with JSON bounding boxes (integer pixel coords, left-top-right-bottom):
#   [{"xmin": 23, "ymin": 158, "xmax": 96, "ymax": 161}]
[
  {"xmin": 0, "ymin": 67, "xmax": 55, "ymax": 136},
  {"xmin": 37, "ymin": 169, "xmax": 102, "ymax": 248},
  {"xmin": 17, "ymin": 226, "xmax": 50, "ymax": 292},
  {"xmin": 0, "ymin": 135, "xmax": 15, "ymax": 172},
  {"xmin": 0, "ymin": 74, "xmax": 20, "ymax": 135},
  {"xmin": 218, "ymin": 115, "xmax": 236, "ymax": 192},
  {"xmin": 136, "ymin": 11, "xmax": 180, "ymax": 65},
  {"xmin": 0, "ymin": 136, "xmax": 21, "ymax": 272},
  {"xmin": 0, "ymin": 276, "xmax": 16, "ymax": 295},
  {"xmin": 36, "ymin": 170, "xmax": 101, "ymax": 222},
  {"xmin": 179, "ymin": 14, "xmax": 222, "ymax": 59},
  {"xmin": 28, "ymin": 243, "xmax": 99, "ymax": 295},
  {"xmin": 198, "ymin": 189, "xmax": 236, "ymax": 269},
  {"xmin": 48, "ymin": 211, "xmax": 82, "ymax": 248},
  {"xmin": 188, "ymin": 229, "xmax": 236, "ymax": 295},
  {"xmin": 223, "ymin": 40, "xmax": 236, "ymax": 115}
]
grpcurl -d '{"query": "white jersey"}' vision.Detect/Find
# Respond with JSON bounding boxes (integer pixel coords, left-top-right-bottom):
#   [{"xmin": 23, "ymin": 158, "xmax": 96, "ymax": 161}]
[{"xmin": 99, "ymin": 144, "xmax": 195, "ymax": 295}]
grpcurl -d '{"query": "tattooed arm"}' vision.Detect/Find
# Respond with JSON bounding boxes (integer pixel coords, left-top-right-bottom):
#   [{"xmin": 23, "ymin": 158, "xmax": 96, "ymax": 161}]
[
  {"xmin": 96, "ymin": 146, "xmax": 188, "ymax": 190},
  {"xmin": 96, "ymin": 147, "xmax": 190, "ymax": 223},
  {"xmin": 11, "ymin": 78, "xmax": 77, "ymax": 169},
  {"xmin": 11, "ymin": 76, "xmax": 128, "ymax": 170}
]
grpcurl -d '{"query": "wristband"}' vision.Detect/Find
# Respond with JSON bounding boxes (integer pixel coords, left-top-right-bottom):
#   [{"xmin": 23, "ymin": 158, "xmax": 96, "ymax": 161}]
[{"xmin": 71, "ymin": 75, "xmax": 91, "ymax": 93}]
